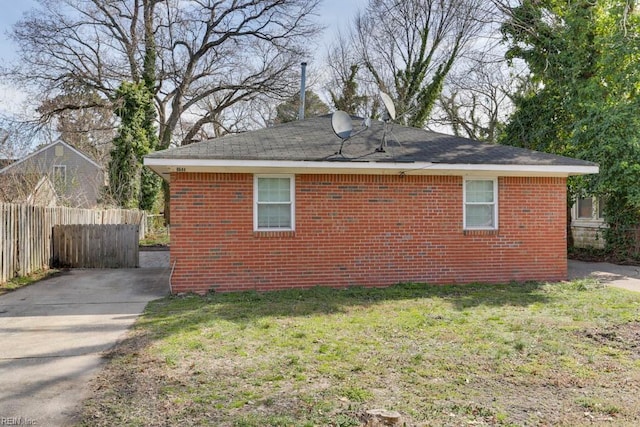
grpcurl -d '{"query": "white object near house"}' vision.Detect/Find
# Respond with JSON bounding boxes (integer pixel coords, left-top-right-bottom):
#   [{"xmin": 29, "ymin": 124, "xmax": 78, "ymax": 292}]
[
  {"xmin": 571, "ymin": 196, "xmax": 606, "ymax": 249},
  {"xmin": 0, "ymin": 140, "xmax": 104, "ymax": 208}
]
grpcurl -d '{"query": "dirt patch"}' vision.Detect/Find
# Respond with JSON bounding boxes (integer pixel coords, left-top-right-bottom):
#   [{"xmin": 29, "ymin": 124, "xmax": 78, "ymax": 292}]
[
  {"xmin": 583, "ymin": 321, "xmax": 640, "ymax": 359},
  {"xmin": 82, "ymin": 323, "xmax": 640, "ymax": 426},
  {"xmin": 78, "ymin": 286, "xmax": 640, "ymax": 426}
]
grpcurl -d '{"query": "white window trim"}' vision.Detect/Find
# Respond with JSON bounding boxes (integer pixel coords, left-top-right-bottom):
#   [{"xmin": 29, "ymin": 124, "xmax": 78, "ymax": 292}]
[
  {"xmin": 253, "ymin": 174, "xmax": 295, "ymax": 232},
  {"xmin": 53, "ymin": 165, "xmax": 67, "ymax": 184},
  {"xmin": 571, "ymin": 196, "xmax": 605, "ymax": 226},
  {"xmin": 463, "ymin": 177, "xmax": 498, "ymax": 230}
]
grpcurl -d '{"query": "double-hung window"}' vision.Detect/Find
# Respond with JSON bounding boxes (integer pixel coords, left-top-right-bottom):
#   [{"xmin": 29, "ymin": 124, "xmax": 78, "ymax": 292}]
[
  {"xmin": 254, "ymin": 175, "xmax": 295, "ymax": 231},
  {"xmin": 53, "ymin": 165, "xmax": 67, "ymax": 186},
  {"xmin": 464, "ymin": 178, "xmax": 498, "ymax": 230},
  {"xmin": 576, "ymin": 196, "xmax": 604, "ymax": 220}
]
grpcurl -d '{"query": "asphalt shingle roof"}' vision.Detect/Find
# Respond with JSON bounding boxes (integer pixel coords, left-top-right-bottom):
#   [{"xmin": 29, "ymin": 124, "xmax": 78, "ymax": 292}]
[{"xmin": 146, "ymin": 115, "xmax": 595, "ymax": 167}]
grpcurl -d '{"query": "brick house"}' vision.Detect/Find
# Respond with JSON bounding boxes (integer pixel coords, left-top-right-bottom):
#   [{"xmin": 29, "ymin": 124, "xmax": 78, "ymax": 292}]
[{"xmin": 145, "ymin": 115, "xmax": 598, "ymax": 294}]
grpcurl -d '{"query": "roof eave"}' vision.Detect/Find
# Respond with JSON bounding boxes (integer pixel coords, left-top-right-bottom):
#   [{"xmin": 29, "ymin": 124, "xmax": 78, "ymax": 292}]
[
  {"xmin": 0, "ymin": 140, "xmax": 103, "ymax": 174},
  {"xmin": 144, "ymin": 158, "xmax": 599, "ymax": 181}
]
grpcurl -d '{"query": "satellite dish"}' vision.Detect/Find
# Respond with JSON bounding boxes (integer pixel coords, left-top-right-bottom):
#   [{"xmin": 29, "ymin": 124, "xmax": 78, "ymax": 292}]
[
  {"xmin": 331, "ymin": 110, "xmax": 353, "ymax": 140},
  {"xmin": 329, "ymin": 111, "xmax": 370, "ymax": 157},
  {"xmin": 380, "ymin": 91, "xmax": 396, "ymax": 121}
]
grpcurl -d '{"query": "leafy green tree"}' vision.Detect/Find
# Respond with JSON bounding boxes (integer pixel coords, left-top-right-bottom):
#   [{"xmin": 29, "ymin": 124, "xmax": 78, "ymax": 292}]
[
  {"xmin": 139, "ymin": 6, "xmax": 161, "ymax": 212},
  {"xmin": 500, "ymin": 0, "xmax": 640, "ymax": 258},
  {"xmin": 325, "ymin": 34, "xmax": 375, "ymax": 118},
  {"xmin": 107, "ymin": 81, "xmax": 157, "ymax": 209},
  {"xmin": 275, "ymin": 91, "xmax": 329, "ymax": 124},
  {"xmin": 329, "ymin": 64, "xmax": 368, "ymax": 115}
]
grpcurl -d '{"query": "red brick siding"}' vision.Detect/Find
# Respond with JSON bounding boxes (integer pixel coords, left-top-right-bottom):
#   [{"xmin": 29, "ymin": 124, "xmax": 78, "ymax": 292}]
[{"xmin": 169, "ymin": 173, "xmax": 567, "ymax": 293}]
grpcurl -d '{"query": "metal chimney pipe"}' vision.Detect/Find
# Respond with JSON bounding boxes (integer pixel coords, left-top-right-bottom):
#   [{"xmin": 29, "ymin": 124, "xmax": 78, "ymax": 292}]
[{"xmin": 299, "ymin": 62, "xmax": 307, "ymax": 120}]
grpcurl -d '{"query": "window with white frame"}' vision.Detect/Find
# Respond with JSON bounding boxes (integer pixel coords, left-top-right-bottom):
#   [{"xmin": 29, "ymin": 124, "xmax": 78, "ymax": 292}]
[
  {"xmin": 575, "ymin": 196, "xmax": 604, "ymax": 221},
  {"xmin": 464, "ymin": 178, "xmax": 498, "ymax": 230},
  {"xmin": 254, "ymin": 175, "xmax": 295, "ymax": 231},
  {"xmin": 577, "ymin": 197, "xmax": 593, "ymax": 219},
  {"xmin": 53, "ymin": 165, "xmax": 67, "ymax": 186}
]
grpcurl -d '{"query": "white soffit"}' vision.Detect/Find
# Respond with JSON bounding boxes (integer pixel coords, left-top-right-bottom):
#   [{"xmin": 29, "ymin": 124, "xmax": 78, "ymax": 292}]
[{"xmin": 144, "ymin": 158, "xmax": 599, "ymax": 179}]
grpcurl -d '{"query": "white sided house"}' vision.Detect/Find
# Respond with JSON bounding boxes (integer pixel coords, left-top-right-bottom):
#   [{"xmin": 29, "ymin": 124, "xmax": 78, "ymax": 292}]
[{"xmin": 0, "ymin": 140, "xmax": 104, "ymax": 208}]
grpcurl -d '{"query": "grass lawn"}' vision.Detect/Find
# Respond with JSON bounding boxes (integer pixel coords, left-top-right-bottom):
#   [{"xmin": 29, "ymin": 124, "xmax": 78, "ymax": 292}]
[
  {"xmin": 139, "ymin": 226, "xmax": 170, "ymax": 247},
  {"xmin": 80, "ymin": 279, "xmax": 640, "ymax": 426}
]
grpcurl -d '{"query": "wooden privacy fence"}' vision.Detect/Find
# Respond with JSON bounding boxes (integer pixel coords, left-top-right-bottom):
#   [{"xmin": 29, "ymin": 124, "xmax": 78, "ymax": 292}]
[
  {"xmin": 0, "ymin": 203, "xmax": 147, "ymax": 284},
  {"xmin": 52, "ymin": 224, "xmax": 139, "ymax": 268}
]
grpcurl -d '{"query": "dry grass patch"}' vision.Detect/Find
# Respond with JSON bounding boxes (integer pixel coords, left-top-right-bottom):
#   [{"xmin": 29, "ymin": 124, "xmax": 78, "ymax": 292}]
[
  {"xmin": 80, "ymin": 279, "xmax": 640, "ymax": 426},
  {"xmin": 0, "ymin": 269, "xmax": 60, "ymax": 295}
]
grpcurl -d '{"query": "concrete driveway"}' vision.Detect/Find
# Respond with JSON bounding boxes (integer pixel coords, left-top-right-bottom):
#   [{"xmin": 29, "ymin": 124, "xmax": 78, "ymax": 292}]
[
  {"xmin": 569, "ymin": 260, "xmax": 640, "ymax": 293},
  {"xmin": 0, "ymin": 251, "xmax": 169, "ymax": 426}
]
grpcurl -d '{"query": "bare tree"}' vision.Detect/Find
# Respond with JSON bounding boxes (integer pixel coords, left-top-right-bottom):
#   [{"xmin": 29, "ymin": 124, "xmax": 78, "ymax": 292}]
[
  {"xmin": 431, "ymin": 55, "xmax": 516, "ymax": 142},
  {"xmin": 351, "ymin": 0, "xmax": 491, "ymax": 128},
  {"xmin": 37, "ymin": 87, "xmax": 117, "ymax": 167},
  {"xmin": 4, "ymin": 0, "xmax": 322, "ymax": 148},
  {"xmin": 324, "ymin": 32, "xmax": 372, "ymax": 117},
  {"xmin": 0, "ymin": 116, "xmax": 43, "ymax": 161}
]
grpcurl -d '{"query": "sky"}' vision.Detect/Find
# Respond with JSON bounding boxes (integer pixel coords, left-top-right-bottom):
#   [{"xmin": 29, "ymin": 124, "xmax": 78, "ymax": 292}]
[
  {"xmin": 0, "ymin": 0, "xmax": 368, "ymax": 111},
  {"xmin": 0, "ymin": 0, "xmax": 368, "ymax": 156},
  {"xmin": 0, "ymin": 0, "xmax": 38, "ymax": 112},
  {"xmin": 0, "ymin": 0, "xmax": 41, "ymax": 62},
  {"xmin": 0, "ymin": 0, "xmax": 366, "ymax": 59}
]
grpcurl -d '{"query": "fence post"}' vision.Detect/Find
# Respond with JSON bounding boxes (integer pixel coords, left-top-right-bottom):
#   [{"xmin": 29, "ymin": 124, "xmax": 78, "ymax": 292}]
[{"xmin": 0, "ymin": 202, "xmax": 145, "ymax": 284}]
